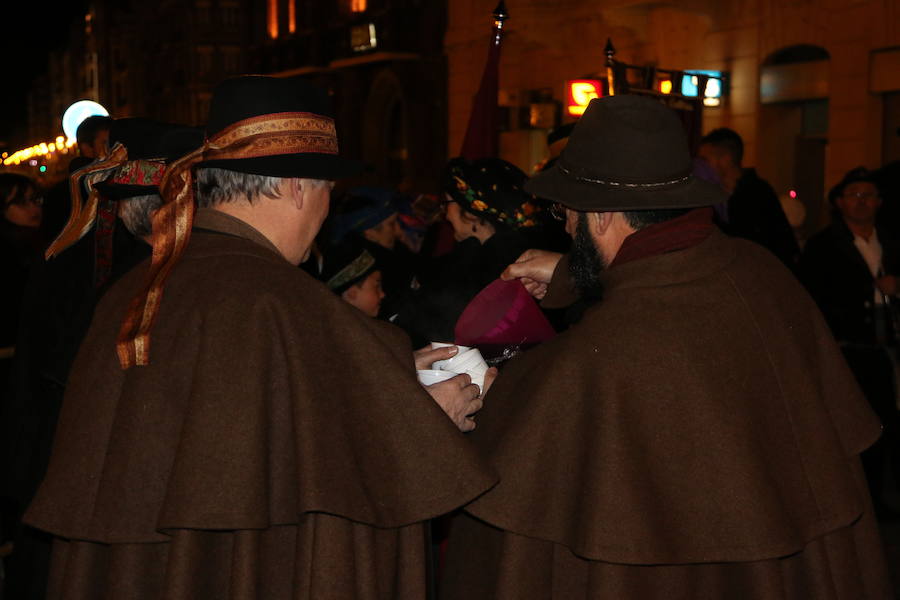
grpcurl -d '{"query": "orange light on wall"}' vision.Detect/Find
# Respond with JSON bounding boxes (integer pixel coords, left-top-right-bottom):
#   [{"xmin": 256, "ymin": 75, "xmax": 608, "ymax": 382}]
[
  {"xmin": 659, "ymin": 79, "xmax": 673, "ymax": 94},
  {"xmin": 288, "ymin": 0, "xmax": 296, "ymax": 33},
  {"xmin": 267, "ymin": 0, "xmax": 279, "ymax": 39},
  {"xmin": 351, "ymin": 0, "xmax": 367, "ymax": 13},
  {"xmin": 566, "ymin": 79, "xmax": 602, "ymax": 117}
]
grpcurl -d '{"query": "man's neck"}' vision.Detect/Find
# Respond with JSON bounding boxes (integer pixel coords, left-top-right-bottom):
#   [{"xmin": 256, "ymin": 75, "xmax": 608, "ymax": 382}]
[
  {"xmin": 846, "ymin": 220, "xmax": 876, "ymax": 242},
  {"xmin": 212, "ymin": 201, "xmax": 302, "ymax": 263}
]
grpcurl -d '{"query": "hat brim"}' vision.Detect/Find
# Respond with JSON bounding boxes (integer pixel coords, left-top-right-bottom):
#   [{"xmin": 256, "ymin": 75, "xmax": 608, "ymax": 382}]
[
  {"xmin": 198, "ymin": 153, "xmax": 365, "ymax": 180},
  {"xmin": 525, "ymin": 163, "xmax": 726, "ymax": 211}
]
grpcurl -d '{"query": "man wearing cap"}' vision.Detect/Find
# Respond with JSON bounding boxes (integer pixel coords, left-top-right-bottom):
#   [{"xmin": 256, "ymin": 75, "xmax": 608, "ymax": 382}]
[
  {"xmin": 24, "ymin": 76, "xmax": 495, "ymax": 598},
  {"xmin": 440, "ymin": 95, "xmax": 891, "ymax": 598}
]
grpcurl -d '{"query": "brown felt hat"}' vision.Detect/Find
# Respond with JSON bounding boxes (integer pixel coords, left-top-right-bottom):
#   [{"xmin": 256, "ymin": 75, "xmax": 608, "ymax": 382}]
[{"xmin": 525, "ymin": 95, "xmax": 725, "ymax": 211}]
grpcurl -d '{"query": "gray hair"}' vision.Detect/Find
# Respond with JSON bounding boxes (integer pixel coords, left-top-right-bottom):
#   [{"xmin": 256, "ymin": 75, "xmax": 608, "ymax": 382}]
[
  {"xmin": 119, "ymin": 194, "xmax": 162, "ymax": 238},
  {"xmin": 196, "ymin": 167, "xmax": 284, "ymax": 208}
]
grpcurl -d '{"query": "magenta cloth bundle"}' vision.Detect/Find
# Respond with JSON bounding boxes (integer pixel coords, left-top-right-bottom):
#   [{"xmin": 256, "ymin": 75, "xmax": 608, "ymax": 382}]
[{"xmin": 454, "ymin": 278, "xmax": 556, "ymax": 353}]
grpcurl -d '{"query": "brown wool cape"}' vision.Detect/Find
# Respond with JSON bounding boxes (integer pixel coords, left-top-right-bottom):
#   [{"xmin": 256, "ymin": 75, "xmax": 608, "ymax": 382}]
[
  {"xmin": 440, "ymin": 230, "xmax": 893, "ymax": 599},
  {"xmin": 25, "ymin": 209, "xmax": 498, "ymax": 600}
]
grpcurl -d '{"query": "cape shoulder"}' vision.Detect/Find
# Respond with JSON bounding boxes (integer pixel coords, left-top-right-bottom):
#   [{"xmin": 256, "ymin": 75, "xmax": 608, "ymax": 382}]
[
  {"xmin": 464, "ymin": 238, "xmax": 879, "ymax": 565},
  {"xmin": 26, "ymin": 232, "xmax": 497, "ymax": 543}
]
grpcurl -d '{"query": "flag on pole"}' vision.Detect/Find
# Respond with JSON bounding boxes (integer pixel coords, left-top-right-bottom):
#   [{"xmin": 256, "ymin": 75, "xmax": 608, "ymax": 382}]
[{"xmin": 459, "ymin": 1, "xmax": 508, "ymax": 159}]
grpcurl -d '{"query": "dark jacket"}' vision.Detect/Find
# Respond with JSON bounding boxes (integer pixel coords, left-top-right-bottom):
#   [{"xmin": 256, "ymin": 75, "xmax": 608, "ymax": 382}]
[
  {"xmin": 799, "ymin": 218, "xmax": 900, "ymax": 346},
  {"xmin": 724, "ymin": 168, "xmax": 799, "ymax": 270}
]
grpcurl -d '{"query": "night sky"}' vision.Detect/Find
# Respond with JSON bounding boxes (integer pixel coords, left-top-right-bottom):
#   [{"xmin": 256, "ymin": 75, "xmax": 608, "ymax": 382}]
[{"xmin": 0, "ymin": 1, "xmax": 89, "ymax": 150}]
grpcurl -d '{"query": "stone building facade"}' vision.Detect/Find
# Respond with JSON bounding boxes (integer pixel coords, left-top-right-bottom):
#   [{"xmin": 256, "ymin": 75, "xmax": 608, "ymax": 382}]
[
  {"xmin": 253, "ymin": 0, "xmax": 449, "ymax": 192},
  {"xmin": 447, "ymin": 0, "xmax": 900, "ymax": 231}
]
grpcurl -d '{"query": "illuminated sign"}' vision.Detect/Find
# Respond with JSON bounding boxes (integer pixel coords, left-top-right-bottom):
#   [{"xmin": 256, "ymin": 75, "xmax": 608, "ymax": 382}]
[
  {"xmin": 566, "ymin": 79, "xmax": 602, "ymax": 117},
  {"xmin": 680, "ymin": 70, "xmax": 723, "ymax": 106},
  {"xmin": 62, "ymin": 100, "xmax": 109, "ymax": 141},
  {"xmin": 658, "ymin": 79, "xmax": 673, "ymax": 94}
]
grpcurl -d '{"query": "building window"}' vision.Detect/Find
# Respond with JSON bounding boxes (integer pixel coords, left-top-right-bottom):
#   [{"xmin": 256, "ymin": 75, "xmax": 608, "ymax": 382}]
[
  {"xmin": 196, "ymin": 0, "xmax": 211, "ymax": 25},
  {"xmin": 221, "ymin": 0, "xmax": 239, "ymax": 28},
  {"xmin": 197, "ymin": 46, "xmax": 213, "ymax": 76},
  {"xmin": 288, "ymin": 0, "xmax": 296, "ymax": 33},
  {"xmin": 222, "ymin": 46, "xmax": 241, "ymax": 75},
  {"xmin": 351, "ymin": 0, "xmax": 366, "ymax": 12},
  {"xmin": 268, "ymin": 0, "xmax": 279, "ymax": 39}
]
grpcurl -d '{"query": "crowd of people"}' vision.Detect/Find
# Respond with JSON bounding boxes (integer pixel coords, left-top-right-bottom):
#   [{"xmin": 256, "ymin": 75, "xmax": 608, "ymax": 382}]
[{"xmin": 0, "ymin": 73, "xmax": 898, "ymax": 598}]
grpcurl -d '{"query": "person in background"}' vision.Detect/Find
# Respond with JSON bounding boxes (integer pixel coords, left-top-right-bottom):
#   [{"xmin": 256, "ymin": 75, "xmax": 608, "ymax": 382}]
[
  {"xmin": 799, "ymin": 166, "xmax": 900, "ymax": 519},
  {"xmin": 698, "ymin": 127, "xmax": 799, "ymax": 269},
  {"xmin": 320, "ymin": 238, "xmax": 385, "ymax": 318},
  {"xmin": 394, "ymin": 157, "xmax": 546, "ymax": 346},
  {"xmin": 75, "ymin": 115, "xmax": 112, "ymax": 160},
  {"xmin": 329, "ymin": 187, "xmax": 417, "ymax": 318},
  {"xmin": 0, "ymin": 173, "xmax": 44, "ymax": 570},
  {"xmin": 0, "ymin": 173, "xmax": 44, "ymax": 352}
]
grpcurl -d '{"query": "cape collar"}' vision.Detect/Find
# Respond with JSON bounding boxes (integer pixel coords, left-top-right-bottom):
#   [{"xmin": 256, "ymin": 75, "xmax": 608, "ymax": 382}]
[{"xmin": 192, "ymin": 208, "xmax": 283, "ymax": 259}]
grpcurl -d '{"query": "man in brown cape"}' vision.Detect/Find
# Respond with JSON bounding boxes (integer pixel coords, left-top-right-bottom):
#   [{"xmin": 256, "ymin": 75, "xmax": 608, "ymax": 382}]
[
  {"xmin": 24, "ymin": 76, "xmax": 497, "ymax": 599},
  {"xmin": 439, "ymin": 95, "xmax": 893, "ymax": 599}
]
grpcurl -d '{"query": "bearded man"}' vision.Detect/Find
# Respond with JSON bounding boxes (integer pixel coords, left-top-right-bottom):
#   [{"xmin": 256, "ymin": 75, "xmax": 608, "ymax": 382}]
[
  {"xmin": 24, "ymin": 76, "xmax": 495, "ymax": 599},
  {"xmin": 439, "ymin": 95, "xmax": 892, "ymax": 599}
]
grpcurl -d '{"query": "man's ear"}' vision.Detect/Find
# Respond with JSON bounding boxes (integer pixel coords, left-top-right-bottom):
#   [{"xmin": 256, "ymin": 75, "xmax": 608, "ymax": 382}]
[
  {"xmin": 287, "ymin": 178, "xmax": 305, "ymax": 210},
  {"xmin": 341, "ymin": 286, "xmax": 358, "ymax": 302},
  {"xmin": 586, "ymin": 211, "xmax": 614, "ymax": 237}
]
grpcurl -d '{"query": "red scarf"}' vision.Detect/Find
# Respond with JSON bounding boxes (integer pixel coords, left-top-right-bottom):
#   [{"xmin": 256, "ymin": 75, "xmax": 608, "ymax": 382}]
[{"xmin": 609, "ymin": 207, "xmax": 714, "ymax": 269}]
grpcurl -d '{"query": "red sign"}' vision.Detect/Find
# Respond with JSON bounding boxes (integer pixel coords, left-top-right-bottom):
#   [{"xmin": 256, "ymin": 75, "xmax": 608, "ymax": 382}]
[{"xmin": 566, "ymin": 79, "xmax": 602, "ymax": 116}]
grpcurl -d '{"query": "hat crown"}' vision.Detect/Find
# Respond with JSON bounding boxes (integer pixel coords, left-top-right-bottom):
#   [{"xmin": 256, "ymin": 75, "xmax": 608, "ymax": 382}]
[
  {"xmin": 109, "ymin": 118, "xmax": 201, "ymax": 161},
  {"xmin": 560, "ymin": 95, "xmax": 692, "ymax": 185},
  {"xmin": 206, "ymin": 76, "xmax": 334, "ymax": 136}
]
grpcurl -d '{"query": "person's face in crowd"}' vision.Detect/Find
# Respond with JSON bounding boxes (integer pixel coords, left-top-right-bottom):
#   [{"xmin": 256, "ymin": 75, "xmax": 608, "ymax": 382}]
[
  {"xmin": 364, "ymin": 214, "xmax": 401, "ymax": 250},
  {"xmin": 3, "ymin": 185, "xmax": 43, "ymax": 228},
  {"xmin": 78, "ymin": 129, "xmax": 110, "ymax": 160},
  {"xmin": 342, "ymin": 270, "xmax": 385, "ymax": 317},
  {"xmin": 568, "ymin": 211, "xmax": 605, "ymax": 301},
  {"xmin": 836, "ymin": 181, "xmax": 881, "ymax": 227},
  {"xmin": 445, "ymin": 198, "xmax": 494, "ymax": 242},
  {"xmin": 696, "ymin": 143, "xmax": 731, "ymax": 182}
]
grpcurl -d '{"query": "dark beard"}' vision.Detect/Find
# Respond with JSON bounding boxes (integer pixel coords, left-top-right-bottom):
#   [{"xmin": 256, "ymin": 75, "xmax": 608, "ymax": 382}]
[
  {"xmin": 568, "ymin": 214, "xmax": 605, "ymax": 301},
  {"xmin": 566, "ymin": 214, "xmax": 605, "ymax": 323}
]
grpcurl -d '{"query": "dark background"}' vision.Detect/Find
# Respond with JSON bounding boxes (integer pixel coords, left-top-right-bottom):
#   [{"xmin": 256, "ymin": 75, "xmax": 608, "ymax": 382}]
[{"xmin": 0, "ymin": 2, "xmax": 88, "ymax": 147}]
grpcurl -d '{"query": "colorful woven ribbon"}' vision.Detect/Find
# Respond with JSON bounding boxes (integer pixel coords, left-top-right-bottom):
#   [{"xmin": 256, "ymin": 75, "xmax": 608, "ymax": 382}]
[
  {"xmin": 45, "ymin": 143, "xmax": 130, "ymax": 259},
  {"xmin": 116, "ymin": 112, "xmax": 339, "ymax": 368}
]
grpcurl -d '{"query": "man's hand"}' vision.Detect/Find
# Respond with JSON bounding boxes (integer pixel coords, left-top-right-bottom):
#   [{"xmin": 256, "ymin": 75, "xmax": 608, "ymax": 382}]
[
  {"xmin": 501, "ymin": 249, "xmax": 563, "ymax": 300},
  {"xmin": 414, "ymin": 344, "xmax": 458, "ymax": 370},
  {"xmin": 425, "ymin": 368, "xmax": 498, "ymax": 432},
  {"xmin": 876, "ymin": 275, "xmax": 898, "ymax": 297}
]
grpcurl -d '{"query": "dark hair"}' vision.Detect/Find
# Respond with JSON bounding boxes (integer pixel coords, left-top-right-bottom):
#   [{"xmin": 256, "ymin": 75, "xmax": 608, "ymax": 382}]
[
  {"xmin": 0, "ymin": 173, "xmax": 38, "ymax": 206},
  {"xmin": 700, "ymin": 127, "xmax": 744, "ymax": 165},
  {"xmin": 622, "ymin": 208, "xmax": 692, "ymax": 231},
  {"xmin": 75, "ymin": 115, "xmax": 113, "ymax": 144},
  {"xmin": 828, "ymin": 166, "xmax": 880, "ymax": 204}
]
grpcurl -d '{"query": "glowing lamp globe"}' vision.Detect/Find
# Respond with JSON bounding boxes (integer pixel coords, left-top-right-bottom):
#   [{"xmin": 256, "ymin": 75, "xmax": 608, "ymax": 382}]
[{"xmin": 62, "ymin": 100, "xmax": 109, "ymax": 141}]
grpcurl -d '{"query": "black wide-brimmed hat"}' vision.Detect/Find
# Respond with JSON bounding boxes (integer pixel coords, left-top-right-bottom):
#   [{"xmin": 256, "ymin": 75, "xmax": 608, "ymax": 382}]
[
  {"xmin": 94, "ymin": 119, "xmax": 204, "ymax": 200},
  {"xmin": 198, "ymin": 75, "xmax": 363, "ymax": 180},
  {"xmin": 526, "ymin": 95, "xmax": 725, "ymax": 211}
]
